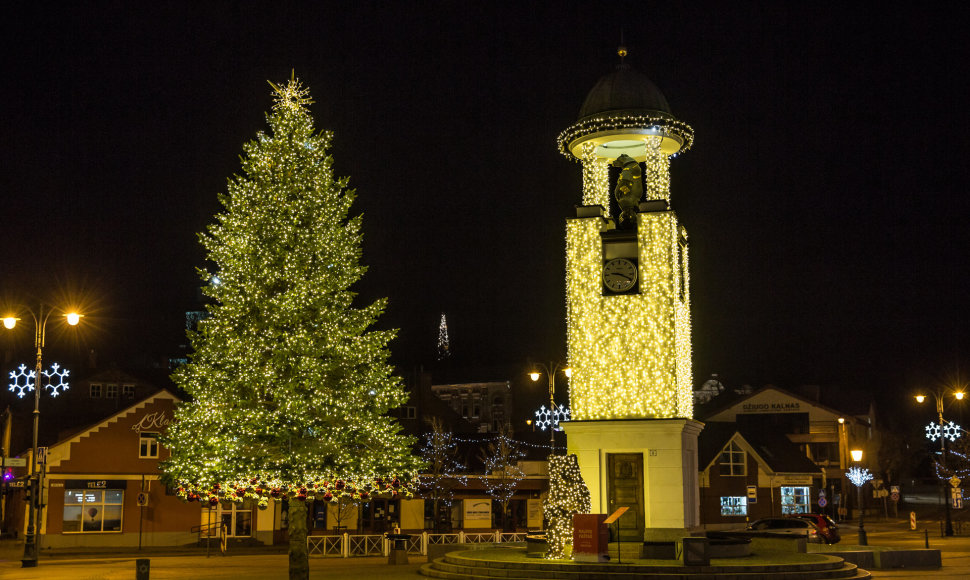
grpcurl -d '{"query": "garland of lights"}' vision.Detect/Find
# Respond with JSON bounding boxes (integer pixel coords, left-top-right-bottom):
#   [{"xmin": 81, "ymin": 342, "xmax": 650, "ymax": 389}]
[
  {"xmin": 161, "ymin": 77, "xmax": 422, "ymax": 507},
  {"xmin": 543, "ymin": 454, "xmax": 590, "ymax": 560},
  {"xmin": 417, "ymin": 423, "xmax": 467, "ymax": 509},
  {"xmin": 7, "ymin": 362, "xmax": 70, "ymax": 398},
  {"xmin": 557, "ymin": 114, "xmax": 694, "ymax": 160}
]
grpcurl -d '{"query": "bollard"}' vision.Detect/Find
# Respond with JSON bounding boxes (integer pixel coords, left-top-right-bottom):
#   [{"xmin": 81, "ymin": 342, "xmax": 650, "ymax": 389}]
[
  {"xmin": 925, "ymin": 529, "xmax": 929, "ymax": 549},
  {"xmin": 135, "ymin": 558, "xmax": 150, "ymax": 579}
]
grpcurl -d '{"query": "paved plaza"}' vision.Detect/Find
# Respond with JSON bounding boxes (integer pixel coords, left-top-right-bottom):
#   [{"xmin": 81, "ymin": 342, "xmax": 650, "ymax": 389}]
[{"xmin": 3, "ymin": 519, "xmax": 970, "ymax": 579}]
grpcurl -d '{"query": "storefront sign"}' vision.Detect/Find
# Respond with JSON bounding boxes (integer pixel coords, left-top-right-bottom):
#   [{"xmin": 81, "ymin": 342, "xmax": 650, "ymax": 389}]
[
  {"xmin": 527, "ymin": 499, "xmax": 543, "ymax": 528},
  {"xmin": 462, "ymin": 499, "xmax": 492, "ymax": 529},
  {"xmin": 131, "ymin": 411, "xmax": 171, "ymax": 433},
  {"xmin": 63, "ymin": 479, "xmax": 128, "ymax": 489},
  {"xmin": 740, "ymin": 400, "xmax": 801, "ymax": 414}
]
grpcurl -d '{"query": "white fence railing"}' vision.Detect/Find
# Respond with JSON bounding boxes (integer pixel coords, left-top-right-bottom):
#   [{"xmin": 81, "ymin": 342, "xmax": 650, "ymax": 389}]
[{"xmin": 308, "ymin": 531, "xmax": 527, "ymax": 558}]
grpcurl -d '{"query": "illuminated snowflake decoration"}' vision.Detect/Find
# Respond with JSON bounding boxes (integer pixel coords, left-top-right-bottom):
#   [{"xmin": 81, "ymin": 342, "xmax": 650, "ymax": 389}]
[
  {"xmin": 6, "ymin": 362, "xmax": 70, "ymax": 398},
  {"xmin": 8, "ymin": 364, "xmax": 34, "ymax": 398},
  {"xmin": 535, "ymin": 405, "xmax": 571, "ymax": 431},
  {"xmin": 926, "ymin": 422, "xmax": 943, "ymax": 442},
  {"xmin": 847, "ymin": 466, "xmax": 874, "ymax": 488},
  {"xmin": 942, "ymin": 421, "xmax": 962, "ymax": 442},
  {"xmin": 42, "ymin": 362, "xmax": 70, "ymax": 397}
]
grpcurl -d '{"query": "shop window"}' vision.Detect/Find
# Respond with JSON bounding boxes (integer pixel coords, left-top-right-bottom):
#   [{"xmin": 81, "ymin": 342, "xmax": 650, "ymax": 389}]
[
  {"xmin": 720, "ymin": 496, "xmax": 747, "ymax": 516},
  {"xmin": 89, "ymin": 384, "xmax": 103, "ymax": 398},
  {"xmin": 781, "ymin": 486, "xmax": 810, "ymax": 514},
  {"xmin": 139, "ymin": 432, "xmax": 159, "ymax": 458},
  {"xmin": 719, "ymin": 441, "xmax": 746, "ymax": 476},
  {"xmin": 123, "ymin": 384, "xmax": 136, "ymax": 399},
  {"xmin": 105, "ymin": 384, "xmax": 119, "ymax": 398},
  {"xmin": 63, "ymin": 489, "xmax": 123, "ymax": 532}
]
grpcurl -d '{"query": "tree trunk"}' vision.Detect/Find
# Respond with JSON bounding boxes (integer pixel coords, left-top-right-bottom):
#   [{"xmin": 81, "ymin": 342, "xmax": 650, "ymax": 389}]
[{"xmin": 288, "ymin": 499, "xmax": 311, "ymax": 580}]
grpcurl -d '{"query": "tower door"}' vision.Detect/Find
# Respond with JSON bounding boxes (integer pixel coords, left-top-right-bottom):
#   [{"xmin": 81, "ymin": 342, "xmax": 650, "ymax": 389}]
[{"xmin": 607, "ymin": 453, "xmax": 644, "ymax": 540}]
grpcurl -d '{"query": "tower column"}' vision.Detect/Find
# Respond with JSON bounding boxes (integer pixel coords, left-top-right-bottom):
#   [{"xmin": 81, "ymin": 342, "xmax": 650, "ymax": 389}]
[
  {"xmin": 643, "ymin": 136, "xmax": 671, "ymax": 203},
  {"xmin": 581, "ymin": 142, "xmax": 610, "ymax": 212}
]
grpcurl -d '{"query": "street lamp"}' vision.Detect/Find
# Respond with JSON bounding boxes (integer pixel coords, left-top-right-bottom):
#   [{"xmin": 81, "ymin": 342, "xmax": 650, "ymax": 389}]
[
  {"xmin": 528, "ymin": 362, "xmax": 570, "ymax": 453},
  {"xmin": 847, "ymin": 449, "xmax": 871, "ymax": 546},
  {"xmin": 915, "ymin": 388, "xmax": 965, "ymax": 537},
  {"xmin": 3, "ymin": 306, "xmax": 81, "ymax": 568}
]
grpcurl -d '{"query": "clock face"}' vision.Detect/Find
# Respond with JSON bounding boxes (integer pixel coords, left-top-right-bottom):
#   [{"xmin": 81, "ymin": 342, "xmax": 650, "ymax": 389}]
[{"xmin": 603, "ymin": 258, "xmax": 638, "ymax": 293}]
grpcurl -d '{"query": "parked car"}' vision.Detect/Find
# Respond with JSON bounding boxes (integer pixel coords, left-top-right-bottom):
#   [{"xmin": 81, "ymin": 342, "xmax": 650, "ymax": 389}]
[
  {"xmin": 744, "ymin": 517, "xmax": 826, "ymax": 543},
  {"xmin": 791, "ymin": 513, "xmax": 840, "ymax": 544}
]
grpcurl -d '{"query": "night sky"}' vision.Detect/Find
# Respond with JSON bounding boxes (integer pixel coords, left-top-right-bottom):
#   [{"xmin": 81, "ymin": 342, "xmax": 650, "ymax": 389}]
[{"xmin": 2, "ymin": 3, "xmax": 968, "ymax": 413}]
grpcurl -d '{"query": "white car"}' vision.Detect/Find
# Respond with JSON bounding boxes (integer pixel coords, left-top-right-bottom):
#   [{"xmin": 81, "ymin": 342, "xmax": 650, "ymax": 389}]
[{"xmin": 744, "ymin": 517, "xmax": 824, "ymax": 542}]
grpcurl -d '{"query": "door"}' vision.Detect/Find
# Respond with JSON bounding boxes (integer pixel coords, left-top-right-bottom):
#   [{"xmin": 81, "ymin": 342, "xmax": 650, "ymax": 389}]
[{"xmin": 607, "ymin": 453, "xmax": 644, "ymax": 540}]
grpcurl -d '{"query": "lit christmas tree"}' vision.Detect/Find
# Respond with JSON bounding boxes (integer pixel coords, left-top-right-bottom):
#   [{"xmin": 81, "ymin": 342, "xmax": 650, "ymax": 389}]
[
  {"xmin": 437, "ymin": 313, "xmax": 451, "ymax": 360},
  {"xmin": 160, "ymin": 77, "xmax": 421, "ymax": 580}
]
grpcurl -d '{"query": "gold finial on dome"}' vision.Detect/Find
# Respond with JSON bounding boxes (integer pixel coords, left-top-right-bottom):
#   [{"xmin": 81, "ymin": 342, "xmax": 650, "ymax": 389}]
[{"xmin": 618, "ymin": 45, "xmax": 628, "ymax": 62}]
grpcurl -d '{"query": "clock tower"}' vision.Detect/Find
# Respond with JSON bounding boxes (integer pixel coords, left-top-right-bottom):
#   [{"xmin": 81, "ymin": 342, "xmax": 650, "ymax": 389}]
[{"xmin": 559, "ymin": 51, "xmax": 704, "ymax": 538}]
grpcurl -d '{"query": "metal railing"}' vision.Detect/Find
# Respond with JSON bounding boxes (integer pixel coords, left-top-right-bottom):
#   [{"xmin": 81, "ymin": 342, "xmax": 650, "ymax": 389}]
[
  {"xmin": 190, "ymin": 522, "xmax": 228, "ymax": 557},
  {"xmin": 307, "ymin": 530, "xmax": 528, "ymax": 558}
]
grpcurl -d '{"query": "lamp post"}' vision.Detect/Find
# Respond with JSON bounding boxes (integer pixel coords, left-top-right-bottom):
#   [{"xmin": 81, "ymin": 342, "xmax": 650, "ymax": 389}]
[
  {"xmin": 3, "ymin": 307, "xmax": 81, "ymax": 568},
  {"xmin": 529, "ymin": 362, "xmax": 570, "ymax": 453},
  {"xmin": 916, "ymin": 389, "xmax": 965, "ymax": 537},
  {"xmin": 848, "ymin": 449, "xmax": 869, "ymax": 545}
]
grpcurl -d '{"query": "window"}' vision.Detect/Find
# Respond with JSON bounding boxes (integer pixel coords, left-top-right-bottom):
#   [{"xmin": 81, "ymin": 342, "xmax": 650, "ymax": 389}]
[
  {"xmin": 405, "ymin": 406, "xmax": 417, "ymax": 420},
  {"xmin": 780, "ymin": 486, "xmax": 810, "ymax": 514},
  {"xmin": 89, "ymin": 384, "xmax": 102, "ymax": 398},
  {"xmin": 719, "ymin": 441, "xmax": 746, "ymax": 476},
  {"xmin": 63, "ymin": 489, "xmax": 123, "ymax": 532},
  {"xmin": 122, "ymin": 385, "xmax": 136, "ymax": 399},
  {"xmin": 472, "ymin": 405, "xmax": 480, "ymax": 418},
  {"xmin": 720, "ymin": 496, "xmax": 747, "ymax": 516},
  {"xmin": 210, "ymin": 501, "xmax": 253, "ymax": 537},
  {"xmin": 105, "ymin": 384, "xmax": 119, "ymax": 398},
  {"xmin": 139, "ymin": 432, "xmax": 159, "ymax": 458}
]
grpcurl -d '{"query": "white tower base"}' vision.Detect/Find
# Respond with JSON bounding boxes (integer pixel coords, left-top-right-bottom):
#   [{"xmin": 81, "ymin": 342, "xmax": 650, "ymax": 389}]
[{"xmin": 562, "ymin": 418, "xmax": 703, "ymax": 539}]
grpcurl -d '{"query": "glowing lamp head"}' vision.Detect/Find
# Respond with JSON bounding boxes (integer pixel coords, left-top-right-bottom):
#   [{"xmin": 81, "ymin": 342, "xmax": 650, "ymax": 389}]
[
  {"xmin": 563, "ymin": 367, "xmax": 572, "ymax": 378},
  {"xmin": 2, "ymin": 317, "xmax": 17, "ymax": 330},
  {"xmin": 956, "ymin": 392, "xmax": 965, "ymax": 401},
  {"xmin": 915, "ymin": 394, "xmax": 926, "ymax": 404},
  {"xmin": 850, "ymin": 449, "xmax": 863, "ymax": 462},
  {"xmin": 529, "ymin": 372, "xmax": 540, "ymax": 382},
  {"xmin": 837, "ymin": 417, "xmax": 845, "ymax": 424},
  {"xmin": 65, "ymin": 312, "xmax": 82, "ymax": 326}
]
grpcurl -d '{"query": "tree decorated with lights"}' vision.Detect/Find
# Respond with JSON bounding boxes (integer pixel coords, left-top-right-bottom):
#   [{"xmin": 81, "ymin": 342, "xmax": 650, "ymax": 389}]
[
  {"xmin": 418, "ymin": 417, "xmax": 467, "ymax": 531},
  {"xmin": 160, "ymin": 77, "xmax": 421, "ymax": 580},
  {"xmin": 478, "ymin": 426, "xmax": 526, "ymax": 530}
]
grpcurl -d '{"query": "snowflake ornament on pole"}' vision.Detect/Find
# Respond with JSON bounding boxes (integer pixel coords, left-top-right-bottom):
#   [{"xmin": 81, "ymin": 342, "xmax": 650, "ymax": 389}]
[
  {"xmin": 926, "ymin": 422, "xmax": 943, "ymax": 442},
  {"xmin": 942, "ymin": 421, "xmax": 962, "ymax": 442},
  {"xmin": 535, "ymin": 404, "xmax": 571, "ymax": 431},
  {"xmin": 8, "ymin": 364, "xmax": 33, "ymax": 398},
  {"xmin": 42, "ymin": 362, "xmax": 70, "ymax": 397}
]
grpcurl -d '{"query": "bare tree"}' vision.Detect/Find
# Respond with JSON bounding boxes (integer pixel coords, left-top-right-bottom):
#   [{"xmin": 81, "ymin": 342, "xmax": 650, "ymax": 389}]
[
  {"xmin": 418, "ymin": 417, "xmax": 467, "ymax": 532},
  {"xmin": 478, "ymin": 426, "xmax": 525, "ymax": 531}
]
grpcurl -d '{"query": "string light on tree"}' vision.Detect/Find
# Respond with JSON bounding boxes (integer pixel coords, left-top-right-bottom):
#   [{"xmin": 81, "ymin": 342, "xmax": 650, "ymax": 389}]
[{"xmin": 159, "ymin": 76, "xmax": 422, "ymax": 578}]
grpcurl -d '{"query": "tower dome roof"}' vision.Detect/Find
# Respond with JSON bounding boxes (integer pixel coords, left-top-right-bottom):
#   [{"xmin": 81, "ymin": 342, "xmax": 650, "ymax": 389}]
[{"xmin": 577, "ymin": 63, "xmax": 672, "ymax": 121}]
